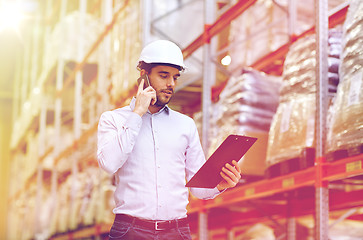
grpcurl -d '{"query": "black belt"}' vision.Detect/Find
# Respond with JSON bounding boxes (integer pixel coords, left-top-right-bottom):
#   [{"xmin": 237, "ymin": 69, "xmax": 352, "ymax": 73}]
[{"xmin": 115, "ymin": 214, "xmax": 189, "ymax": 231}]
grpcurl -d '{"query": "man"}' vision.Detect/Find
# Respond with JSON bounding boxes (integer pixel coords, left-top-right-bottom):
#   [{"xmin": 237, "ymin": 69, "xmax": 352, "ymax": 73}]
[{"xmin": 97, "ymin": 40, "xmax": 241, "ymax": 240}]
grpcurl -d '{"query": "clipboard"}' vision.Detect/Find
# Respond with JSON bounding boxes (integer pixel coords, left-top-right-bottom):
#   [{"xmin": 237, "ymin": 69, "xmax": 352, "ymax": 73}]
[{"xmin": 185, "ymin": 134, "xmax": 257, "ymax": 188}]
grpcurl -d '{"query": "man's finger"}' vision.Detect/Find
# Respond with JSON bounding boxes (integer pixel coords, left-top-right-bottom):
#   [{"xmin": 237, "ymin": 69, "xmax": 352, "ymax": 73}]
[
  {"xmin": 220, "ymin": 172, "xmax": 236, "ymax": 186},
  {"xmin": 151, "ymin": 95, "xmax": 157, "ymax": 105},
  {"xmin": 222, "ymin": 167, "xmax": 238, "ymax": 181},
  {"xmin": 232, "ymin": 160, "xmax": 241, "ymax": 174},
  {"xmin": 143, "ymin": 86, "xmax": 156, "ymax": 105},
  {"xmin": 137, "ymin": 78, "xmax": 144, "ymax": 94},
  {"xmin": 225, "ymin": 163, "xmax": 239, "ymax": 175}
]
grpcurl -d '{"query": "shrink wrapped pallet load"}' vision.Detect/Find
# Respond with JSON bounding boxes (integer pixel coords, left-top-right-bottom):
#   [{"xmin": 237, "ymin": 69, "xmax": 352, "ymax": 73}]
[
  {"xmin": 69, "ymin": 174, "xmax": 84, "ymax": 230},
  {"xmin": 81, "ymin": 167, "xmax": 102, "ymax": 226},
  {"xmin": 95, "ymin": 171, "xmax": 116, "ymax": 224},
  {"xmin": 327, "ymin": 0, "xmax": 363, "ymax": 158},
  {"xmin": 204, "ymin": 68, "xmax": 281, "ymax": 177},
  {"xmin": 23, "ymin": 186, "xmax": 36, "ymax": 240},
  {"xmin": 49, "ymin": 190, "xmax": 60, "ymax": 235},
  {"xmin": 35, "ymin": 187, "xmax": 53, "ymax": 239},
  {"xmin": 266, "ymin": 28, "xmax": 342, "ymax": 176},
  {"xmin": 267, "ymin": 94, "xmax": 316, "ymax": 173},
  {"xmin": 57, "ymin": 178, "xmax": 72, "ymax": 233}
]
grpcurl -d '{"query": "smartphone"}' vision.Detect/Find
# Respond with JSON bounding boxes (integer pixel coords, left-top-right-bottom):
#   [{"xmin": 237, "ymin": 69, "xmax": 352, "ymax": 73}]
[{"xmin": 137, "ymin": 74, "xmax": 151, "ymax": 89}]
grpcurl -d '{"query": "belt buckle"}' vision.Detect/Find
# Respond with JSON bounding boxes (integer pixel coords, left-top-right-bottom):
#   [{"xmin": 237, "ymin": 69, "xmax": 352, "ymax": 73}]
[{"xmin": 155, "ymin": 221, "xmax": 162, "ymax": 231}]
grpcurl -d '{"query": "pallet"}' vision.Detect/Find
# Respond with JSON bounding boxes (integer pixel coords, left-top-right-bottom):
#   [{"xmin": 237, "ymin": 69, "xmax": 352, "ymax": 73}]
[
  {"xmin": 265, "ymin": 148, "xmax": 316, "ymax": 179},
  {"xmin": 326, "ymin": 143, "xmax": 363, "ymax": 162}
]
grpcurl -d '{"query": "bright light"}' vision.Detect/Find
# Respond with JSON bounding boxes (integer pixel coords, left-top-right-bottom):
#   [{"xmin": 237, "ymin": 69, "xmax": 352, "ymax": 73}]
[
  {"xmin": 33, "ymin": 87, "xmax": 40, "ymax": 95},
  {"xmin": 0, "ymin": 2, "xmax": 23, "ymax": 31},
  {"xmin": 221, "ymin": 55, "xmax": 231, "ymax": 66},
  {"xmin": 23, "ymin": 101, "xmax": 30, "ymax": 109}
]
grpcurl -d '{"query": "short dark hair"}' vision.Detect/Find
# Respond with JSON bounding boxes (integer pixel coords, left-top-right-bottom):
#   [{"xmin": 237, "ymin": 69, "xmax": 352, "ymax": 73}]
[{"xmin": 137, "ymin": 61, "xmax": 183, "ymax": 73}]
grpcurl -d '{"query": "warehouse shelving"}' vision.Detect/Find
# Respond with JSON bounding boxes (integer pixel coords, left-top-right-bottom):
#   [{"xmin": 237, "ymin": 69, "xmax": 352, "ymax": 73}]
[
  {"xmin": 7, "ymin": 0, "xmax": 362, "ymax": 239},
  {"xmin": 188, "ymin": 154, "xmax": 363, "ymax": 212},
  {"xmin": 181, "ymin": 1, "xmax": 360, "ymax": 240},
  {"xmin": 50, "ymin": 224, "xmax": 111, "ymax": 240},
  {"xmin": 47, "ymin": 1, "xmax": 361, "ymax": 240},
  {"xmin": 48, "ymin": 154, "xmax": 363, "ymax": 239},
  {"xmin": 185, "ymin": 154, "xmax": 363, "ymax": 238},
  {"xmin": 7, "ymin": 0, "xmax": 141, "ymax": 239},
  {"xmin": 8, "ymin": 0, "xmax": 134, "ymax": 196}
]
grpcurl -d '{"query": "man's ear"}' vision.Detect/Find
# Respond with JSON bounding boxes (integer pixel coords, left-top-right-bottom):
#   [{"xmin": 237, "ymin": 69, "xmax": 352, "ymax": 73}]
[{"xmin": 140, "ymin": 69, "xmax": 146, "ymax": 76}]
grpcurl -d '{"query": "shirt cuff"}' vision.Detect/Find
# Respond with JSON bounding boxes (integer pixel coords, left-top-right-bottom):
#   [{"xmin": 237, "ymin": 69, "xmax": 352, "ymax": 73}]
[{"xmin": 216, "ymin": 187, "xmax": 226, "ymax": 194}]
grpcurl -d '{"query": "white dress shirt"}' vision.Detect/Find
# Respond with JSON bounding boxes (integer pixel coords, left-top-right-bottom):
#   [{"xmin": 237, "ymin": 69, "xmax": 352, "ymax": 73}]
[{"xmin": 97, "ymin": 98, "xmax": 220, "ymax": 221}]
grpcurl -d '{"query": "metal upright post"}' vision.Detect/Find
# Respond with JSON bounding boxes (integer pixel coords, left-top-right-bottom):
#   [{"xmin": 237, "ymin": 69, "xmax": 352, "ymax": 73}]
[
  {"xmin": 30, "ymin": 16, "xmax": 40, "ymax": 90},
  {"xmin": 199, "ymin": 1, "xmax": 216, "ymax": 240},
  {"xmin": 34, "ymin": 95, "xmax": 47, "ymax": 238},
  {"xmin": 21, "ymin": 28, "xmax": 31, "ymax": 108},
  {"xmin": 202, "ymin": 0, "xmax": 216, "ymax": 171},
  {"xmin": 286, "ymin": 193, "xmax": 296, "ymax": 240},
  {"xmin": 35, "ymin": 165, "xmax": 43, "ymax": 236},
  {"xmin": 32, "ymin": 13, "xmax": 43, "ymax": 237},
  {"xmin": 288, "ymin": 0, "xmax": 297, "ymax": 40},
  {"xmin": 315, "ymin": 0, "xmax": 329, "ymax": 239},
  {"xmin": 97, "ymin": 0, "xmax": 112, "ymax": 115},
  {"xmin": 287, "ymin": 2, "xmax": 297, "ymax": 238},
  {"xmin": 74, "ymin": 0, "xmax": 86, "ymax": 141},
  {"xmin": 142, "ymin": 0, "xmax": 152, "ymax": 46},
  {"xmin": 70, "ymin": 0, "xmax": 87, "ymax": 228},
  {"xmin": 52, "ymin": 0, "xmax": 67, "ymax": 233}
]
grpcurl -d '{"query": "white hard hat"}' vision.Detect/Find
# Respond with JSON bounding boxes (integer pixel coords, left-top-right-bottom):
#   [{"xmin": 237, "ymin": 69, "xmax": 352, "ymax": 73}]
[{"xmin": 137, "ymin": 40, "xmax": 186, "ymax": 71}]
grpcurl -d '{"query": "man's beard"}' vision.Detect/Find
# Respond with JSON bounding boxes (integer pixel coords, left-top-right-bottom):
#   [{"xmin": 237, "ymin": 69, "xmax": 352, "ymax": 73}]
[{"xmin": 154, "ymin": 90, "xmax": 173, "ymax": 107}]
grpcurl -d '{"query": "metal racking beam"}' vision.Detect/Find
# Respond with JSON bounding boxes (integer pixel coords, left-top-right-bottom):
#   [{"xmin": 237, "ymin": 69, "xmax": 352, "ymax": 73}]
[
  {"xmin": 188, "ymin": 154, "xmax": 363, "ymax": 213},
  {"xmin": 187, "ymin": 188, "xmax": 363, "ymax": 231},
  {"xmin": 182, "ymin": 0, "xmax": 257, "ymax": 59}
]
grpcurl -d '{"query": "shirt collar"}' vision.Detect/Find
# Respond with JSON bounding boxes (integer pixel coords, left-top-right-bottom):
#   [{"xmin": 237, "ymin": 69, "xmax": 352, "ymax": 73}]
[{"xmin": 130, "ymin": 97, "xmax": 170, "ymax": 115}]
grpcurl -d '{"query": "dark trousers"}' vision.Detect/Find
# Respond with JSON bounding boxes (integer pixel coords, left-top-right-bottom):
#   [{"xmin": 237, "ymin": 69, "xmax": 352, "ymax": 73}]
[{"xmin": 109, "ymin": 214, "xmax": 192, "ymax": 240}]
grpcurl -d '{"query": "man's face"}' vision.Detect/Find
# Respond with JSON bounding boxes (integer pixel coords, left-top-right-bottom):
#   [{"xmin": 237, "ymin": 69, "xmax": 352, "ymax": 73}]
[{"xmin": 148, "ymin": 65, "xmax": 180, "ymax": 107}]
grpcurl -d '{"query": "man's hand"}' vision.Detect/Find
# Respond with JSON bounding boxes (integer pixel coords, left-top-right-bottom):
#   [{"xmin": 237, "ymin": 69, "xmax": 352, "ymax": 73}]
[
  {"xmin": 133, "ymin": 78, "xmax": 157, "ymax": 117},
  {"xmin": 217, "ymin": 160, "xmax": 241, "ymax": 191}
]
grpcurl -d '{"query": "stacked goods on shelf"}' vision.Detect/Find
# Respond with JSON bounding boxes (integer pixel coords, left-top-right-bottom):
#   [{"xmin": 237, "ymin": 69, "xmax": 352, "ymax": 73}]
[
  {"xmin": 228, "ymin": 0, "xmax": 344, "ymax": 72},
  {"xmin": 206, "ymin": 68, "xmax": 281, "ymax": 177},
  {"xmin": 54, "ymin": 176, "xmax": 71, "ymax": 233},
  {"xmin": 47, "ymin": 138, "xmax": 115, "ymax": 237},
  {"xmin": 9, "ymin": 153, "xmax": 27, "ymax": 197},
  {"xmin": 327, "ymin": 0, "xmax": 363, "ymax": 160},
  {"xmin": 266, "ymin": 29, "xmax": 343, "ymax": 177},
  {"xmin": 7, "ymin": 2, "xmax": 142, "ymax": 239},
  {"xmin": 23, "ymin": 186, "xmax": 36, "ymax": 240},
  {"xmin": 36, "ymin": 185, "xmax": 53, "ymax": 239},
  {"xmin": 228, "ymin": 0, "xmax": 290, "ymax": 69},
  {"xmin": 44, "ymin": 12, "xmax": 103, "ymax": 72},
  {"xmin": 95, "ymin": 171, "xmax": 116, "ymax": 225}
]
